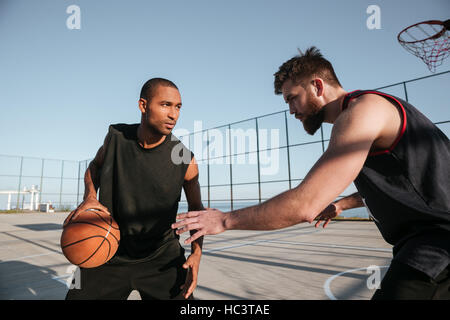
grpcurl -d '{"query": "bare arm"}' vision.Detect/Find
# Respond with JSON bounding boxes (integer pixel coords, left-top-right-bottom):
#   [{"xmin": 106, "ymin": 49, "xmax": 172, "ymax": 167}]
[
  {"xmin": 180, "ymin": 156, "xmax": 204, "ymax": 298},
  {"xmin": 224, "ymin": 122, "xmax": 373, "ymax": 230},
  {"xmin": 183, "ymin": 157, "xmax": 204, "ymax": 253},
  {"xmin": 173, "ymin": 95, "xmax": 397, "ymax": 243},
  {"xmin": 222, "ymin": 96, "xmax": 394, "ymax": 231},
  {"xmin": 335, "ymin": 192, "xmax": 364, "ymax": 210},
  {"xmin": 83, "ymin": 144, "xmax": 107, "ymax": 201},
  {"xmin": 314, "ymin": 192, "xmax": 364, "ymax": 228},
  {"xmin": 64, "ymin": 130, "xmax": 111, "ymax": 225}
]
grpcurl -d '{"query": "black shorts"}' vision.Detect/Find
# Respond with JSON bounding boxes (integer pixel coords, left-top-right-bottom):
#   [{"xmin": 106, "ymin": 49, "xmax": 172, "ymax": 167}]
[
  {"xmin": 372, "ymin": 259, "xmax": 450, "ymax": 300},
  {"xmin": 65, "ymin": 238, "xmax": 193, "ymax": 300}
]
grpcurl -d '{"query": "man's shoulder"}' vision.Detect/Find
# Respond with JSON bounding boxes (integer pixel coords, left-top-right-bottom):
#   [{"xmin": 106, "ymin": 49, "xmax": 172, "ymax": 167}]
[
  {"xmin": 109, "ymin": 123, "xmax": 139, "ymax": 132},
  {"xmin": 331, "ymin": 91, "xmax": 402, "ymax": 148},
  {"xmin": 337, "ymin": 92, "xmax": 394, "ymax": 126},
  {"xmin": 107, "ymin": 123, "xmax": 140, "ymax": 138},
  {"xmin": 348, "ymin": 92, "xmax": 392, "ymax": 111}
]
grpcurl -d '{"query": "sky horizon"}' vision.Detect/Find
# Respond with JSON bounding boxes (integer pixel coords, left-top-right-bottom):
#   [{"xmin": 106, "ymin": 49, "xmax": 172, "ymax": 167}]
[
  {"xmin": 0, "ymin": 0, "xmax": 449, "ymax": 210},
  {"xmin": 1, "ymin": 0, "xmax": 449, "ymax": 161}
]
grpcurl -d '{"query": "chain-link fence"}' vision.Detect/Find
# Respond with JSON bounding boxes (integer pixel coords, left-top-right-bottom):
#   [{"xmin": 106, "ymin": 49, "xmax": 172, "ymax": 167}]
[
  {"xmin": 0, "ymin": 71, "xmax": 448, "ymax": 213},
  {"xmin": 0, "ymin": 156, "xmax": 83, "ymax": 212},
  {"xmin": 178, "ymin": 70, "xmax": 450, "ymax": 214}
]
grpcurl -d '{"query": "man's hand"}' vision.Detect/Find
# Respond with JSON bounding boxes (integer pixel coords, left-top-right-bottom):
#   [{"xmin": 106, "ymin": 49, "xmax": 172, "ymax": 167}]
[
  {"xmin": 180, "ymin": 252, "xmax": 201, "ymax": 299},
  {"xmin": 63, "ymin": 197, "xmax": 110, "ymax": 227},
  {"xmin": 314, "ymin": 202, "xmax": 342, "ymax": 228},
  {"xmin": 172, "ymin": 208, "xmax": 226, "ymax": 245}
]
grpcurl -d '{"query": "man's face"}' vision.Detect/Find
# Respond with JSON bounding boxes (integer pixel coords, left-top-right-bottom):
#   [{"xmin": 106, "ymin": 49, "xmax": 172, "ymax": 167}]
[
  {"xmin": 140, "ymin": 85, "xmax": 182, "ymax": 136},
  {"xmin": 281, "ymin": 78, "xmax": 324, "ymax": 135}
]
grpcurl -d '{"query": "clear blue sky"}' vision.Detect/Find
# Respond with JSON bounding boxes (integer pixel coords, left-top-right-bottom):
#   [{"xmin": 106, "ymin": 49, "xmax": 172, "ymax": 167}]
[{"xmin": 1, "ymin": 0, "xmax": 449, "ymax": 161}]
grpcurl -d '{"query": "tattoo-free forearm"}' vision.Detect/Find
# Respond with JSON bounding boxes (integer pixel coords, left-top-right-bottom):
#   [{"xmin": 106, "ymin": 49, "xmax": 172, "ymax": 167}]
[
  {"xmin": 335, "ymin": 192, "xmax": 364, "ymax": 210},
  {"xmin": 224, "ymin": 187, "xmax": 310, "ymax": 231},
  {"xmin": 189, "ymin": 203, "xmax": 205, "ymax": 253},
  {"xmin": 83, "ymin": 161, "xmax": 101, "ymax": 201}
]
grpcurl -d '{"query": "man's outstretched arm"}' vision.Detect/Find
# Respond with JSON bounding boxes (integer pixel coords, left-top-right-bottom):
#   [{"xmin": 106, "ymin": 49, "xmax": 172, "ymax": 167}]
[
  {"xmin": 173, "ymin": 97, "xmax": 389, "ymax": 244},
  {"xmin": 314, "ymin": 192, "xmax": 364, "ymax": 228}
]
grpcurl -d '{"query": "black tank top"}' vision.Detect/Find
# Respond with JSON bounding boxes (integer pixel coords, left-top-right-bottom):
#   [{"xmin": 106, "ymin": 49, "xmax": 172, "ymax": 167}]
[
  {"xmin": 342, "ymin": 90, "xmax": 450, "ymax": 278},
  {"xmin": 99, "ymin": 123, "xmax": 193, "ymax": 259}
]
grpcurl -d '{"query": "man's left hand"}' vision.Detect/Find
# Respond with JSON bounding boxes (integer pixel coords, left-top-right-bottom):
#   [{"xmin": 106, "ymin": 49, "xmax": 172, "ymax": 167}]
[{"xmin": 180, "ymin": 252, "xmax": 201, "ymax": 299}]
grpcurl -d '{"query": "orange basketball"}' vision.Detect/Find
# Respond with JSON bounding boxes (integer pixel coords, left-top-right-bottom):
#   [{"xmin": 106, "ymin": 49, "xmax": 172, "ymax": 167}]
[{"xmin": 61, "ymin": 208, "xmax": 120, "ymax": 268}]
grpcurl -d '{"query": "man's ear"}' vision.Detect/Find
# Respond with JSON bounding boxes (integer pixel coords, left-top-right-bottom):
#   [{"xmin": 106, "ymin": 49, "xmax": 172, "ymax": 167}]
[
  {"xmin": 312, "ymin": 78, "xmax": 324, "ymax": 97},
  {"xmin": 138, "ymin": 98, "xmax": 147, "ymax": 114}
]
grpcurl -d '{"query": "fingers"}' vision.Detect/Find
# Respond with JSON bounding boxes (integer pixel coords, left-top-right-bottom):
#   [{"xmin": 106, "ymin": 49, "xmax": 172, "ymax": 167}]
[
  {"xmin": 181, "ymin": 266, "xmax": 197, "ymax": 299},
  {"xmin": 314, "ymin": 219, "xmax": 322, "ymax": 228},
  {"xmin": 63, "ymin": 210, "xmax": 77, "ymax": 227},
  {"xmin": 175, "ymin": 223, "xmax": 201, "ymax": 235},
  {"xmin": 184, "ymin": 281, "xmax": 195, "ymax": 299},
  {"xmin": 64, "ymin": 207, "xmax": 85, "ymax": 226},
  {"xmin": 181, "ymin": 266, "xmax": 196, "ymax": 299},
  {"xmin": 82, "ymin": 197, "xmax": 110, "ymax": 215},
  {"xmin": 176, "ymin": 211, "xmax": 201, "ymax": 220},
  {"xmin": 184, "ymin": 230, "xmax": 205, "ymax": 245},
  {"xmin": 315, "ymin": 217, "xmax": 332, "ymax": 228},
  {"xmin": 172, "ymin": 217, "xmax": 199, "ymax": 230},
  {"xmin": 86, "ymin": 205, "xmax": 110, "ymax": 215},
  {"xmin": 64, "ymin": 201, "xmax": 111, "ymax": 227}
]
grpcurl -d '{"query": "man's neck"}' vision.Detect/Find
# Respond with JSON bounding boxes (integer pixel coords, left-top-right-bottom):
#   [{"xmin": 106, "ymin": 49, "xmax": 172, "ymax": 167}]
[
  {"xmin": 322, "ymin": 88, "xmax": 348, "ymax": 124},
  {"xmin": 137, "ymin": 124, "xmax": 167, "ymax": 149}
]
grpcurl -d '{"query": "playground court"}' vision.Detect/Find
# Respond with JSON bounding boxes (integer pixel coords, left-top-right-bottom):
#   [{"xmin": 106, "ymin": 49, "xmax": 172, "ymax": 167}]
[{"xmin": 0, "ymin": 212, "xmax": 392, "ymax": 300}]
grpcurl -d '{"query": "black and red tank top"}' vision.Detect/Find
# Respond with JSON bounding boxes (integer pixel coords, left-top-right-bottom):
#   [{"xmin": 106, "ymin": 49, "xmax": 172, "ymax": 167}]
[{"xmin": 342, "ymin": 90, "xmax": 450, "ymax": 277}]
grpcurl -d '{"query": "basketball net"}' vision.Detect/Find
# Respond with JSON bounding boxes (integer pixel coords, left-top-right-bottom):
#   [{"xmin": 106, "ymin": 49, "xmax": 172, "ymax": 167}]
[{"xmin": 398, "ymin": 20, "xmax": 450, "ymax": 73}]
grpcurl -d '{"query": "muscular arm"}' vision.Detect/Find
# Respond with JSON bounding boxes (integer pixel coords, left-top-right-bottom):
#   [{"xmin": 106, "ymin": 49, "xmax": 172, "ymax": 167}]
[
  {"xmin": 179, "ymin": 156, "xmax": 204, "ymax": 299},
  {"xmin": 64, "ymin": 130, "xmax": 111, "ymax": 225},
  {"xmin": 223, "ymin": 107, "xmax": 374, "ymax": 230},
  {"xmin": 173, "ymin": 95, "xmax": 397, "ymax": 243},
  {"xmin": 183, "ymin": 157, "xmax": 204, "ymax": 253},
  {"xmin": 222, "ymin": 97, "xmax": 390, "ymax": 231},
  {"xmin": 83, "ymin": 143, "xmax": 107, "ymax": 201},
  {"xmin": 84, "ymin": 129, "xmax": 111, "ymax": 199}
]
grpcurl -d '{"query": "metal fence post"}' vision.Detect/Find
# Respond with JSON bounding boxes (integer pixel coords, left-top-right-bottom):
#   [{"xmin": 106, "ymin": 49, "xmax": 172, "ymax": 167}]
[
  {"xmin": 59, "ymin": 160, "xmax": 64, "ymax": 210},
  {"xmin": 284, "ymin": 111, "xmax": 292, "ymax": 189},
  {"xmin": 403, "ymin": 82, "xmax": 409, "ymax": 102},
  {"xmin": 320, "ymin": 125, "xmax": 325, "ymax": 153},
  {"xmin": 76, "ymin": 160, "xmax": 81, "ymax": 206},
  {"xmin": 228, "ymin": 124, "xmax": 233, "ymax": 211},
  {"xmin": 255, "ymin": 118, "xmax": 262, "ymax": 204},
  {"xmin": 39, "ymin": 159, "xmax": 45, "ymax": 210},
  {"xmin": 16, "ymin": 156, "xmax": 23, "ymax": 211},
  {"xmin": 206, "ymin": 130, "xmax": 211, "ymax": 208}
]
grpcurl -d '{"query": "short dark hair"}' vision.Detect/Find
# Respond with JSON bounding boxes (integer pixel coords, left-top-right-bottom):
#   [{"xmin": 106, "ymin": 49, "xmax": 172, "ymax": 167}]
[
  {"xmin": 140, "ymin": 78, "xmax": 178, "ymax": 101},
  {"xmin": 274, "ymin": 47, "xmax": 342, "ymax": 95}
]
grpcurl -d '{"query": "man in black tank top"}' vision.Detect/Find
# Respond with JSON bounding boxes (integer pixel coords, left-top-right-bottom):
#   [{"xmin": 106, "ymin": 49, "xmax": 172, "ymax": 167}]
[
  {"xmin": 172, "ymin": 47, "xmax": 450, "ymax": 299},
  {"xmin": 64, "ymin": 78, "xmax": 204, "ymax": 300}
]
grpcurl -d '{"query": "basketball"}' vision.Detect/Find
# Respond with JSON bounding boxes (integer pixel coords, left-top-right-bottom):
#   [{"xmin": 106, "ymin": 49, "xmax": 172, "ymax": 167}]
[{"xmin": 60, "ymin": 208, "xmax": 120, "ymax": 268}]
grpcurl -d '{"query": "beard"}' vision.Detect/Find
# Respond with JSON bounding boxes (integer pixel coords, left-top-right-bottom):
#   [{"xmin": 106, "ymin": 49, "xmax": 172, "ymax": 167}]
[{"xmin": 302, "ymin": 97, "xmax": 325, "ymax": 136}]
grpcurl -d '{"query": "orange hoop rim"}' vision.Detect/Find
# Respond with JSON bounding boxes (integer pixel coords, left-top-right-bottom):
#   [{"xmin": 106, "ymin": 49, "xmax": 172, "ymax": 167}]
[{"xmin": 397, "ymin": 20, "xmax": 447, "ymax": 44}]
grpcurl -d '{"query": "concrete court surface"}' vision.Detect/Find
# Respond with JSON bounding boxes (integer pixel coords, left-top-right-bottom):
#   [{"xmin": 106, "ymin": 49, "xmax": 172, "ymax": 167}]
[{"xmin": 0, "ymin": 212, "xmax": 392, "ymax": 300}]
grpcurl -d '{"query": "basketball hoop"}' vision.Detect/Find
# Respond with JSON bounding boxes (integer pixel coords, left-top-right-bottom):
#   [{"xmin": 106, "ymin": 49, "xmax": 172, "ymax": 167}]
[{"xmin": 397, "ymin": 19, "xmax": 450, "ymax": 72}]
